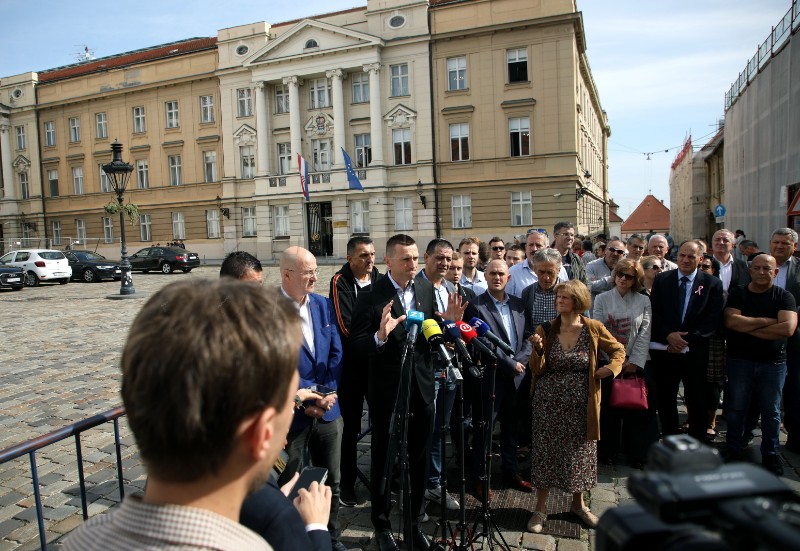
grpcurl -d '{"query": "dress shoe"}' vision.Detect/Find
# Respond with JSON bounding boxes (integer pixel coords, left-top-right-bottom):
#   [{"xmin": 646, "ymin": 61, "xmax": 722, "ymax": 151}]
[
  {"xmin": 413, "ymin": 528, "xmax": 444, "ymax": 551},
  {"xmin": 375, "ymin": 530, "xmax": 399, "ymax": 551},
  {"xmin": 526, "ymin": 510, "xmax": 547, "ymax": 533},
  {"xmin": 571, "ymin": 505, "xmax": 599, "ymax": 528},
  {"xmin": 502, "ymin": 472, "xmax": 533, "ymax": 493}
]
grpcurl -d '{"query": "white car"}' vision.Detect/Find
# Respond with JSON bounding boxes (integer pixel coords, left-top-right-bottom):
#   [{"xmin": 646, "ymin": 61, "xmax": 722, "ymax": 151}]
[{"xmin": 0, "ymin": 249, "xmax": 72, "ymax": 286}]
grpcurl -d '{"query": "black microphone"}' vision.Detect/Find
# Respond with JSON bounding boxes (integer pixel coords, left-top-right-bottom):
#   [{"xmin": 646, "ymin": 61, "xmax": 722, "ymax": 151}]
[
  {"xmin": 470, "ymin": 317, "xmax": 514, "ymax": 356},
  {"xmin": 458, "ymin": 321, "xmax": 496, "ymax": 361},
  {"xmin": 442, "ymin": 319, "xmax": 474, "ymax": 366}
]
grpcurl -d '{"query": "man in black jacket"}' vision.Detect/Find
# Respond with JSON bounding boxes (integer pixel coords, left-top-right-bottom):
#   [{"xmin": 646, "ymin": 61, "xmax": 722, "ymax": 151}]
[
  {"xmin": 552, "ymin": 221, "xmax": 588, "ymax": 284},
  {"xmin": 329, "ymin": 236, "xmax": 381, "ymax": 507}
]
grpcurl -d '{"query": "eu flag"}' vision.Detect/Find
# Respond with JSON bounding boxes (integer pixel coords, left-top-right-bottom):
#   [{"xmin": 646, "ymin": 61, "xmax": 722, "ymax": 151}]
[{"xmin": 341, "ymin": 148, "xmax": 364, "ymax": 191}]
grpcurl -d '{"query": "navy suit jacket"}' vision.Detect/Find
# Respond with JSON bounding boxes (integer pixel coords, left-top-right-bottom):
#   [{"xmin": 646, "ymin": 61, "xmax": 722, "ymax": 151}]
[
  {"xmin": 291, "ymin": 292, "xmax": 344, "ymax": 432},
  {"xmin": 650, "ymin": 269, "xmax": 724, "ymax": 346},
  {"xmin": 465, "ymin": 292, "xmax": 532, "ymax": 379}
]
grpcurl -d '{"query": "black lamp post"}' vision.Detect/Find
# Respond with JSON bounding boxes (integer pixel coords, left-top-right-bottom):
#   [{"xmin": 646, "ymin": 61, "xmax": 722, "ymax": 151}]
[{"xmin": 102, "ymin": 140, "xmax": 137, "ymax": 298}]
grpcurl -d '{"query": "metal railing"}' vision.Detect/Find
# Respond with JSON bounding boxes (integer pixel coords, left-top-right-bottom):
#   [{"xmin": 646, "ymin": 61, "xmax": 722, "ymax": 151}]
[
  {"xmin": 725, "ymin": 0, "xmax": 799, "ymax": 110},
  {"xmin": 0, "ymin": 406, "xmax": 126, "ymax": 550}
]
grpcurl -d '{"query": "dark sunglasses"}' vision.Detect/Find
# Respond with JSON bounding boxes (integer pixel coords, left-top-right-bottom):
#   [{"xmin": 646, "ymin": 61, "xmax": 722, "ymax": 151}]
[
  {"xmin": 701, "ymin": 263, "xmax": 713, "ymax": 270},
  {"xmin": 492, "ymin": 246, "xmax": 505, "ymax": 251},
  {"xmin": 608, "ymin": 247, "xmax": 625, "ymax": 255},
  {"xmin": 647, "ymin": 265, "xmax": 662, "ymax": 271},
  {"xmin": 615, "ymin": 272, "xmax": 635, "ymax": 281}
]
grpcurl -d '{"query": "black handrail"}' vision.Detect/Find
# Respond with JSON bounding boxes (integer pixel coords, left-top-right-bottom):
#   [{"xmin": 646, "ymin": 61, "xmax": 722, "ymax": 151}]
[{"xmin": 0, "ymin": 406, "xmax": 127, "ymax": 550}]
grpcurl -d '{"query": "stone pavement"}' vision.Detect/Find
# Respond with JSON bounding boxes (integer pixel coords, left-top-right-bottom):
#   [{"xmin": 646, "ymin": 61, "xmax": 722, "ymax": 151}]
[{"xmin": 0, "ymin": 263, "xmax": 799, "ymax": 550}]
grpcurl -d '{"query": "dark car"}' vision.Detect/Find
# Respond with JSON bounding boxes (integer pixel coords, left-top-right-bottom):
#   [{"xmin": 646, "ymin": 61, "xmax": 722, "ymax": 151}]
[
  {"xmin": 129, "ymin": 246, "xmax": 200, "ymax": 274},
  {"xmin": 0, "ymin": 263, "xmax": 25, "ymax": 291},
  {"xmin": 65, "ymin": 250, "xmax": 121, "ymax": 283}
]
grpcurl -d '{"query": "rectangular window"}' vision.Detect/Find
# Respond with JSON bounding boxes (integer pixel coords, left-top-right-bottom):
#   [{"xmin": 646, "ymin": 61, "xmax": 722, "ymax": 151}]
[
  {"xmin": 273, "ymin": 205, "xmax": 289, "ymax": 237},
  {"xmin": 507, "ymin": 48, "xmax": 528, "ymax": 83},
  {"xmin": 103, "ymin": 217, "xmax": 114, "ymax": 244},
  {"xmin": 310, "ymin": 78, "xmax": 331, "ymax": 109},
  {"xmin": 76, "ymin": 219, "xmax": 86, "ymax": 241},
  {"xmin": 277, "ymin": 143, "xmax": 291, "ymax": 175},
  {"xmin": 509, "ymin": 117, "xmax": 530, "ymax": 157},
  {"xmin": 238, "ymin": 88, "xmax": 253, "ymax": 116},
  {"xmin": 15, "ymin": 126, "xmax": 25, "ymax": 149},
  {"xmin": 95, "ymin": 112, "xmax": 108, "ymax": 139},
  {"xmin": 200, "ymin": 95, "xmax": 215, "ymax": 123},
  {"xmin": 312, "ymin": 139, "xmax": 331, "ymax": 172},
  {"xmin": 44, "ymin": 121, "xmax": 56, "ymax": 146},
  {"xmin": 447, "ymin": 56, "xmax": 467, "ymax": 91},
  {"xmin": 133, "ymin": 106, "xmax": 146, "ymax": 133},
  {"xmin": 47, "ymin": 169, "xmax": 59, "ymax": 197},
  {"xmin": 22, "ymin": 223, "xmax": 33, "ymax": 240},
  {"xmin": 99, "ymin": 164, "xmax": 111, "ymax": 193},
  {"xmin": 452, "ymin": 195, "xmax": 472, "ymax": 229},
  {"xmin": 139, "ymin": 214, "xmax": 152, "ymax": 242},
  {"xmin": 206, "ymin": 209, "xmax": 220, "ymax": 239},
  {"xmin": 511, "ymin": 191, "xmax": 532, "ymax": 226},
  {"xmin": 172, "ymin": 212, "xmax": 186, "ymax": 240},
  {"xmin": 275, "ymin": 85, "xmax": 289, "ymax": 114},
  {"xmin": 352, "ymin": 73, "xmax": 369, "ymax": 103},
  {"xmin": 69, "ymin": 117, "xmax": 81, "ymax": 142},
  {"xmin": 165, "ymin": 101, "xmax": 179, "ymax": 128},
  {"xmin": 351, "ymin": 200, "xmax": 370, "ymax": 233},
  {"xmin": 392, "ymin": 128, "xmax": 411, "ymax": 165},
  {"xmin": 19, "ymin": 172, "xmax": 29, "ymax": 200},
  {"xmin": 395, "ymin": 197, "xmax": 412, "ymax": 231},
  {"xmin": 136, "ymin": 159, "xmax": 149, "ymax": 189},
  {"xmin": 450, "ymin": 123, "xmax": 470, "ymax": 161},
  {"xmin": 355, "ymin": 134, "xmax": 372, "ymax": 167},
  {"xmin": 390, "ymin": 64, "xmax": 409, "ymax": 96},
  {"xmin": 241, "ymin": 146, "xmax": 255, "ymax": 178},
  {"xmin": 52, "ymin": 221, "xmax": 61, "ymax": 246},
  {"xmin": 242, "ymin": 207, "xmax": 257, "ymax": 237},
  {"xmin": 203, "ymin": 151, "xmax": 217, "ymax": 183},
  {"xmin": 168, "ymin": 155, "xmax": 182, "ymax": 186},
  {"xmin": 72, "ymin": 166, "xmax": 84, "ymax": 195}
]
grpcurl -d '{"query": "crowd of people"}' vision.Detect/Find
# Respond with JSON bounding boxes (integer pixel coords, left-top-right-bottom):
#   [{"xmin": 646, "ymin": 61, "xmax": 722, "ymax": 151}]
[{"xmin": 64, "ymin": 223, "xmax": 800, "ymax": 550}]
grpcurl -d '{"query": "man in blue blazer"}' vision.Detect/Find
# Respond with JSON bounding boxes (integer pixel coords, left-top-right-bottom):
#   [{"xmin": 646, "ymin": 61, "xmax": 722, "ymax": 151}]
[
  {"xmin": 650, "ymin": 240, "xmax": 724, "ymax": 441},
  {"xmin": 465, "ymin": 259, "xmax": 533, "ymax": 494},
  {"xmin": 280, "ymin": 246, "xmax": 345, "ymax": 551}
]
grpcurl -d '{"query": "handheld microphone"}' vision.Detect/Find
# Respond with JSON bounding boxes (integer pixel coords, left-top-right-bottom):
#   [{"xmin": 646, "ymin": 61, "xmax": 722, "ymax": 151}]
[
  {"xmin": 443, "ymin": 320, "xmax": 474, "ymax": 366},
  {"xmin": 458, "ymin": 320, "xmax": 496, "ymax": 361},
  {"xmin": 422, "ymin": 320, "xmax": 461, "ymax": 382},
  {"xmin": 470, "ymin": 317, "xmax": 514, "ymax": 356},
  {"xmin": 405, "ymin": 310, "xmax": 424, "ymax": 344}
]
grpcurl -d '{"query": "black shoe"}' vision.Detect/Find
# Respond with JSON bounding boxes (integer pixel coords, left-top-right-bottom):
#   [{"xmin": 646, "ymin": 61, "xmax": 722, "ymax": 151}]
[
  {"xmin": 339, "ymin": 485, "xmax": 361, "ymax": 507},
  {"xmin": 413, "ymin": 528, "xmax": 444, "ymax": 551},
  {"xmin": 376, "ymin": 530, "xmax": 399, "ymax": 551},
  {"xmin": 762, "ymin": 454, "xmax": 784, "ymax": 476},
  {"xmin": 331, "ymin": 542, "xmax": 347, "ymax": 551}
]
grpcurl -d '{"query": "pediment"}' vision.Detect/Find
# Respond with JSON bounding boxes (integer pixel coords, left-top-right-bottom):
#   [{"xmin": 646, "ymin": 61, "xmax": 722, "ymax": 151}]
[
  {"xmin": 245, "ymin": 19, "xmax": 383, "ymax": 67},
  {"xmin": 12, "ymin": 155, "xmax": 30, "ymax": 173},
  {"xmin": 233, "ymin": 124, "xmax": 257, "ymax": 146},
  {"xmin": 384, "ymin": 104, "xmax": 417, "ymax": 128},
  {"xmin": 304, "ymin": 112, "xmax": 335, "ymax": 138}
]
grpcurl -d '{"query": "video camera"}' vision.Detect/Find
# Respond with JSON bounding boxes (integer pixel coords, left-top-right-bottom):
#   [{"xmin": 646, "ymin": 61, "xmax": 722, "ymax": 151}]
[{"xmin": 596, "ymin": 435, "xmax": 800, "ymax": 551}]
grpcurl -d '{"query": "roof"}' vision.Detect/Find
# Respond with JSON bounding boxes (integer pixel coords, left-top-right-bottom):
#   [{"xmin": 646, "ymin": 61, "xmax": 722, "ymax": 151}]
[
  {"xmin": 430, "ymin": 0, "xmax": 478, "ymax": 6},
  {"xmin": 38, "ymin": 37, "xmax": 217, "ymax": 83},
  {"xmin": 609, "ymin": 210, "xmax": 624, "ymax": 223},
  {"xmin": 272, "ymin": 6, "xmax": 366, "ymax": 28},
  {"xmin": 620, "ymin": 194, "xmax": 670, "ymax": 233}
]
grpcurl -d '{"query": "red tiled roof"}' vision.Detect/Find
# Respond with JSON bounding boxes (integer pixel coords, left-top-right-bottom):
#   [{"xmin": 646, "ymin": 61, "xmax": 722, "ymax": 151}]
[
  {"xmin": 272, "ymin": 6, "xmax": 367, "ymax": 28},
  {"xmin": 620, "ymin": 194, "xmax": 670, "ymax": 233},
  {"xmin": 38, "ymin": 37, "xmax": 217, "ymax": 83},
  {"xmin": 609, "ymin": 210, "xmax": 624, "ymax": 223}
]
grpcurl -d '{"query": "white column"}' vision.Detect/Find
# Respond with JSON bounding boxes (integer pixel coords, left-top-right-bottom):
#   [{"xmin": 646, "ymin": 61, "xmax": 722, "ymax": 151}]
[
  {"xmin": 364, "ymin": 63, "xmax": 384, "ymax": 165},
  {"xmin": 0, "ymin": 122, "xmax": 14, "ymax": 200},
  {"xmin": 254, "ymin": 82, "xmax": 270, "ymax": 176},
  {"xmin": 284, "ymin": 76, "xmax": 303, "ymax": 170},
  {"xmin": 327, "ymin": 69, "xmax": 345, "ymax": 168}
]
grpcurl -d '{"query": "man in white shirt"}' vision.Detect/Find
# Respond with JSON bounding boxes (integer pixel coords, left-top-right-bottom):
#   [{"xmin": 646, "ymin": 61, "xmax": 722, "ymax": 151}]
[
  {"xmin": 711, "ymin": 229, "xmax": 750, "ymax": 293},
  {"xmin": 507, "ymin": 230, "xmax": 567, "ymax": 297},
  {"xmin": 458, "ymin": 237, "xmax": 488, "ymax": 295},
  {"xmin": 648, "ymin": 234, "xmax": 678, "ymax": 271}
]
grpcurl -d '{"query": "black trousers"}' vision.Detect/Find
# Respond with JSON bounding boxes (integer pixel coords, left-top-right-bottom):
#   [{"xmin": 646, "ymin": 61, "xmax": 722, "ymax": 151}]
[
  {"xmin": 651, "ymin": 346, "xmax": 709, "ymax": 441},
  {"xmin": 338, "ymin": 354, "xmax": 370, "ymax": 490}
]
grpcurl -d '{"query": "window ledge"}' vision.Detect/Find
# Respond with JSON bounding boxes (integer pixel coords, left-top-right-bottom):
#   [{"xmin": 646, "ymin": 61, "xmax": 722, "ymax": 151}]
[
  {"xmin": 501, "ymin": 98, "xmax": 536, "ymax": 109},
  {"xmin": 445, "ymin": 88, "xmax": 470, "ymax": 95}
]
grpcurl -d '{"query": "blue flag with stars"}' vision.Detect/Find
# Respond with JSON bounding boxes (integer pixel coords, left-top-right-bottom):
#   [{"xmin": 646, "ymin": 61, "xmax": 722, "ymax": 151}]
[{"xmin": 341, "ymin": 148, "xmax": 364, "ymax": 191}]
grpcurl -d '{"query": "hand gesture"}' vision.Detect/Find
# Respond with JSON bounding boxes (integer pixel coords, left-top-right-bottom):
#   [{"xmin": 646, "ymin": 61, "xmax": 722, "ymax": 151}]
[
  {"xmin": 440, "ymin": 292, "xmax": 468, "ymax": 321},
  {"xmin": 377, "ymin": 300, "xmax": 406, "ymax": 342}
]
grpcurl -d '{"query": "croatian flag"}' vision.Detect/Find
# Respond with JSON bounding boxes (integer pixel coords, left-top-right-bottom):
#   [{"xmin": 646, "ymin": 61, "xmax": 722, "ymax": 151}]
[
  {"xmin": 297, "ymin": 153, "xmax": 310, "ymax": 201},
  {"xmin": 341, "ymin": 148, "xmax": 364, "ymax": 191}
]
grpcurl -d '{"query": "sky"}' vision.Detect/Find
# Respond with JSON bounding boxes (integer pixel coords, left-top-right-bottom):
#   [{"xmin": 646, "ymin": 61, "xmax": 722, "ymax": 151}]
[{"xmin": 0, "ymin": 0, "xmax": 792, "ymax": 219}]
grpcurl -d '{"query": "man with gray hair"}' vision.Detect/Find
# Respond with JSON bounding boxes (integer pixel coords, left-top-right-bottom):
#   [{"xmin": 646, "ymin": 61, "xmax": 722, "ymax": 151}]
[
  {"xmin": 522, "ymin": 248, "xmax": 562, "ymax": 335},
  {"xmin": 507, "ymin": 230, "xmax": 567, "ymax": 298},
  {"xmin": 648, "ymin": 234, "xmax": 677, "ymax": 271}
]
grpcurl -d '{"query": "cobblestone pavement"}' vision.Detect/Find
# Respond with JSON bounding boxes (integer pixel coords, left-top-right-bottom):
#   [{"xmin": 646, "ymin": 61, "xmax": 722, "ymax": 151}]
[{"xmin": 1, "ymin": 263, "xmax": 799, "ymax": 550}]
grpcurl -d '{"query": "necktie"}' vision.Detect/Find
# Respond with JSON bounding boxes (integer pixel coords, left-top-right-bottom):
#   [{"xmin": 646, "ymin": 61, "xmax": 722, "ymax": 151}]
[{"xmin": 678, "ymin": 276, "xmax": 689, "ymax": 323}]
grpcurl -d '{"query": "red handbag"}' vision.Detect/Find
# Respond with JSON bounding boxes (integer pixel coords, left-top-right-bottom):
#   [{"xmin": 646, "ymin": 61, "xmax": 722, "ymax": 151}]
[{"xmin": 609, "ymin": 373, "xmax": 648, "ymax": 410}]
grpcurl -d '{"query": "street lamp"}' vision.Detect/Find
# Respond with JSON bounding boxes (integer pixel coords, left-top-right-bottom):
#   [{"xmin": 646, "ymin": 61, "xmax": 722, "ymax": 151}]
[{"xmin": 102, "ymin": 140, "xmax": 138, "ymax": 298}]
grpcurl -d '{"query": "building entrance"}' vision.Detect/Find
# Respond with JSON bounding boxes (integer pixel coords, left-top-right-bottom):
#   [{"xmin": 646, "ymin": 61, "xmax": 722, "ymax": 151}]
[{"xmin": 306, "ymin": 202, "xmax": 333, "ymax": 257}]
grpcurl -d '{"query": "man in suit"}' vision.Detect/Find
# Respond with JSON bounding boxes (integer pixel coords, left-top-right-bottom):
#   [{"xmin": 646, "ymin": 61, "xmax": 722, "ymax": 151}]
[
  {"xmin": 350, "ymin": 235, "xmax": 463, "ymax": 551},
  {"xmin": 466, "ymin": 259, "xmax": 533, "ymax": 495},
  {"xmin": 711, "ymin": 229, "xmax": 751, "ymax": 293},
  {"xmin": 650, "ymin": 240, "xmax": 724, "ymax": 441},
  {"xmin": 770, "ymin": 228, "xmax": 800, "ymax": 453},
  {"xmin": 280, "ymin": 246, "xmax": 346, "ymax": 551}
]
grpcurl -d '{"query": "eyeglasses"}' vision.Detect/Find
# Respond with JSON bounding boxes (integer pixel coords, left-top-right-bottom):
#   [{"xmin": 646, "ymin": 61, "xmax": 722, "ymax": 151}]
[
  {"xmin": 647, "ymin": 265, "xmax": 662, "ymax": 271},
  {"xmin": 287, "ymin": 268, "xmax": 320, "ymax": 278},
  {"xmin": 608, "ymin": 247, "xmax": 625, "ymax": 255},
  {"xmin": 556, "ymin": 233, "xmax": 575, "ymax": 239},
  {"xmin": 491, "ymin": 246, "xmax": 505, "ymax": 251},
  {"xmin": 700, "ymin": 263, "xmax": 713, "ymax": 270},
  {"xmin": 615, "ymin": 272, "xmax": 635, "ymax": 281}
]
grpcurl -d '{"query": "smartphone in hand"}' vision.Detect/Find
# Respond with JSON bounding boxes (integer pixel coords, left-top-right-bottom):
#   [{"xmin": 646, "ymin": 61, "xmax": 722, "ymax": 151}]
[
  {"xmin": 287, "ymin": 466, "xmax": 328, "ymax": 502},
  {"xmin": 307, "ymin": 384, "xmax": 336, "ymax": 396}
]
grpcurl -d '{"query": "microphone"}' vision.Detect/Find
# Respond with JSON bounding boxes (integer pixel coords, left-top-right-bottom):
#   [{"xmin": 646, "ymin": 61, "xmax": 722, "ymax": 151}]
[
  {"xmin": 422, "ymin": 320, "xmax": 461, "ymax": 382},
  {"xmin": 405, "ymin": 310, "xmax": 424, "ymax": 344},
  {"xmin": 442, "ymin": 320, "xmax": 474, "ymax": 366},
  {"xmin": 458, "ymin": 320, "xmax": 496, "ymax": 361},
  {"xmin": 470, "ymin": 317, "xmax": 514, "ymax": 356}
]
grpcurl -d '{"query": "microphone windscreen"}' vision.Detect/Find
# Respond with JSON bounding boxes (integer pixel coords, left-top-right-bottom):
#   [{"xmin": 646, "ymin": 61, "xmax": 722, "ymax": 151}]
[
  {"xmin": 470, "ymin": 317, "xmax": 490, "ymax": 337},
  {"xmin": 405, "ymin": 310, "xmax": 425, "ymax": 331},
  {"xmin": 457, "ymin": 320, "xmax": 478, "ymax": 343},
  {"xmin": 442, "ymin": 320, "xmax": 461, "ymax": 342},
  {"xmin": 422, "ymin": 319, "xmax": 443, "ymax": 340}
]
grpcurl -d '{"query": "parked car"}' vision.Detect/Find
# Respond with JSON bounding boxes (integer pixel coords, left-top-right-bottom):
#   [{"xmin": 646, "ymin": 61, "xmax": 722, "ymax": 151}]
[
  {"xmin": 0, "ymin": 249, "xmax": 72, "ymax": 286},
  {"xmin": 0, "ymin": 263, "xmax": 25, "ymax": 291},
  {"xmin": 65, "ymin": 250, "xmax": 121, "ymax": 282},
  {"xmin": 129, "ymin": 246, "xmax": 200, "ymax": 274}
]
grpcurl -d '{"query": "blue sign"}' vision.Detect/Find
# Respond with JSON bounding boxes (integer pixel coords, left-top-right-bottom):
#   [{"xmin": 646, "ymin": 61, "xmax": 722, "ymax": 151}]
[{"xmin": 714, "ymin": 204, "xmax": 726, "ymax": 217}]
